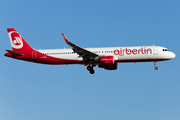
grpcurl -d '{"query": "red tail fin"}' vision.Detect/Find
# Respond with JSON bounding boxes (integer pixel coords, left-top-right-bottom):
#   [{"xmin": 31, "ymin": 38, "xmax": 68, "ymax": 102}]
[{"xmin": 7, "ymin": 28, "xmax": 33, "ymax": 53}]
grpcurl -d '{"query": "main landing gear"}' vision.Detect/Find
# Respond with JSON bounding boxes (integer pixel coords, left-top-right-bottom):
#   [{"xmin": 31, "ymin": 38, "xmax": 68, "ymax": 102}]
[
  {"xmin": 154, "ymin": 61, "xmax": 158, "ymax": 70},
  {"xmin": 87, "ymin": 65, "xmax": 95, "ymax": 74}
]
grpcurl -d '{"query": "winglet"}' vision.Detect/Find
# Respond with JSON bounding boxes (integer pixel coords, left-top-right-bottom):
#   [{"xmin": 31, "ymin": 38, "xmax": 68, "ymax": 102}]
[{"xmin": 62, "ymin": 33, "xmax": 69, "ymax": 42}]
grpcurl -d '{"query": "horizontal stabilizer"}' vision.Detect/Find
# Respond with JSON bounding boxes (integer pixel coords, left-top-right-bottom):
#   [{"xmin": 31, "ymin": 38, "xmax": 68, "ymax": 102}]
[{"xmin": 5, "ymin": 50, "xmax": 23, "ymax": 56}]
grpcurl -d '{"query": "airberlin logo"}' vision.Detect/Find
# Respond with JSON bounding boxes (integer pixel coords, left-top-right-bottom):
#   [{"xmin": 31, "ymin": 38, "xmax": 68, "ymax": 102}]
[
  {"xmin": 9, "ymin": 31, "xmax": 23, "ymax": 49},
  {"xmin": 13, "ymin": 37, "xmax": 22, "ymax": 45},
  {"xmin": 114, "ymin": 47, "xmax": 152, "ymax": 55}
]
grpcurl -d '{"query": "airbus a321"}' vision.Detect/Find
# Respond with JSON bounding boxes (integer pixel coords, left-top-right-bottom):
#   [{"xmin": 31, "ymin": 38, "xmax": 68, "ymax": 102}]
[{"xmin": 5, "ymin": 28, "xmax": 176, "ymax": 74}]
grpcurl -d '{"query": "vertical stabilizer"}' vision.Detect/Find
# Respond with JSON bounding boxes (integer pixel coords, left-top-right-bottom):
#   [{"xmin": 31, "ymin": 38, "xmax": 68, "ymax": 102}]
[{"xmin": 7, "ymin": 28, "xmax": 33, "ymax": 53}]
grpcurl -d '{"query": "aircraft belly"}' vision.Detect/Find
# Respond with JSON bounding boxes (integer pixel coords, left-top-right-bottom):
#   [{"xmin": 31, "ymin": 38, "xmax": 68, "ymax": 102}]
[{"xmin": 116, "ymin": 54, "xmax": 165, "ymax": 62}]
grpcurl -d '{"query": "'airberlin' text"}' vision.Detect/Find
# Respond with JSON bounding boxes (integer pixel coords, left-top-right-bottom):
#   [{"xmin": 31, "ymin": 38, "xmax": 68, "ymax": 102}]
[{"xmin": 114, "ymin": 47, "xmax": 152, "ymax": 55}]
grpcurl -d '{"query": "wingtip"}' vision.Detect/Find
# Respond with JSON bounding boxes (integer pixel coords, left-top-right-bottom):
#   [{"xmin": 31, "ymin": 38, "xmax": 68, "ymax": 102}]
[{"xmin": 62, "ymin": 33, "xmax": 69, "ymax": 42}]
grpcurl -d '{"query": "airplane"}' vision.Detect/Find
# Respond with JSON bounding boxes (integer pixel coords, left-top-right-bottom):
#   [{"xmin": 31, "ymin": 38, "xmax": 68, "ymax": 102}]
[{"xmin": 5, "ymin": 28, "xmax": 175, "ymax": 74}]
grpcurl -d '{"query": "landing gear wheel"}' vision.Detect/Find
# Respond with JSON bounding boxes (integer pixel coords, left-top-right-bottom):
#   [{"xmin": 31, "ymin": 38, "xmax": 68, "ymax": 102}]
[
  {"xmin": 90, "ymin": 69, "xmax": 95, "ymax": 74},
  {"xmin": 154, "ymin": 61, "xmax": 158, "ymax": 70},
  {"xmin": 154, "ymin": 66, "xmax": 158, "ymax": 70},
  {"xmin": 87, "ymin": 65, "xmax": 92, "ymax": 71},
  {"xmin": 87, "ymin": 65, "xmax": 95, "ymax": 74}
]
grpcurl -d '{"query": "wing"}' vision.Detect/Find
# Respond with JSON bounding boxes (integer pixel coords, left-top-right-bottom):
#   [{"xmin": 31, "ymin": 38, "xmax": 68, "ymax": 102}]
[{"xmin": 62, "ymin": 33, "xmax": 99, "ymax": 60}]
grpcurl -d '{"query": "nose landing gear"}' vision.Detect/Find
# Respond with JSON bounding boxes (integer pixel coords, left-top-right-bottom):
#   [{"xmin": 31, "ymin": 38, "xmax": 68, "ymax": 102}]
[
  {"xmin": 154, "ymin": 61, "xmax": 158, "ymax": 70},
  {"xmin": 87, "ymin": 65, "xmax": 95, "ymax": 74}
]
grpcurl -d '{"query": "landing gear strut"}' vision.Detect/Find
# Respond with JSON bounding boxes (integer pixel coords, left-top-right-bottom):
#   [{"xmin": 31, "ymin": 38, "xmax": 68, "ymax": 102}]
[
  {"xmin": 87, "ymin": 65, "xmax": 95, "ymax": 74},
  {"xmin": 154, "ymin": 61, "xmax": 158, "ymax": 70}
]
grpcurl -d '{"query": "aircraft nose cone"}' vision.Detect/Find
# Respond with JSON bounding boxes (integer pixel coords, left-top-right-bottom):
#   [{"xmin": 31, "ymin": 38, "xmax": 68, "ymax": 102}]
[
  {"xmin": 170, "ymin": 52, "xmax": 176, "ymax": 59},
  {"xmin": 172, "ymin": 52, "xmax": 176, "ymax": 58}
]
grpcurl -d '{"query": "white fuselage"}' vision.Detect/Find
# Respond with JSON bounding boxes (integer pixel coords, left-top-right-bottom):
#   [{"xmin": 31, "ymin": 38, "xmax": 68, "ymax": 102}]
[{"xmin": 36, "ymin": 45, "xmax": 175, "ymax": 64}]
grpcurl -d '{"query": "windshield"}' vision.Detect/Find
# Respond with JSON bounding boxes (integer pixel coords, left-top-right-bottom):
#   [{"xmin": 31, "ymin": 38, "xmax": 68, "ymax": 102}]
[{"xmin": 162, "ymin": 49, "xmax": 169, "ymax": 51}]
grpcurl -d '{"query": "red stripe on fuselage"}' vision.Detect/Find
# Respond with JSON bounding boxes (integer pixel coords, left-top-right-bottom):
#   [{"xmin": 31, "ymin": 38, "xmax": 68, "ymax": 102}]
[{"xmin": 5, "ymin": 50, "xmax": 83, "ymax": 65}]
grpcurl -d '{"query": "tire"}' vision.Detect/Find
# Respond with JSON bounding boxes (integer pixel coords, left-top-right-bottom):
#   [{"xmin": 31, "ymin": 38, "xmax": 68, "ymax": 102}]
[
  {"xmin": 87, "ymin": 65, "xmax": 92, "ymax": 71},
  {"xmin": 90, "ymin": 69, "xmax": 95, "ymax": 74},
  {"xmin": 155, "ymin": 66, "xmax": 158, "ymax": 70}
]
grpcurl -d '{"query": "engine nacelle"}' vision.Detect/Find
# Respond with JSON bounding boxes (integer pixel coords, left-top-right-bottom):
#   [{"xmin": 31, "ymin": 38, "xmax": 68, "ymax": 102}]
[
  {"xmin": 100, "ymin": 56, "xmax": 114, "ymax": 64},
  {"xmin": 98, "ymin": 56, "xmax": 117, "ymax": 70}
]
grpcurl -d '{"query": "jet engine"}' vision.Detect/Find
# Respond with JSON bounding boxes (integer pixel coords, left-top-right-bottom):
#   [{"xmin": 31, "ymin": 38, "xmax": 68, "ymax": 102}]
[{"xmin": 98, "ymin": 56, "xmax": 117, "ymax": 70}]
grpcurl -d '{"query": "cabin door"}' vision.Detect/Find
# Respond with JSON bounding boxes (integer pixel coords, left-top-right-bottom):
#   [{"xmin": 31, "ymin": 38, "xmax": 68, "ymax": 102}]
[{"xmin": 153, "ymin": 46, "xmax": 158, "ymax": 55}]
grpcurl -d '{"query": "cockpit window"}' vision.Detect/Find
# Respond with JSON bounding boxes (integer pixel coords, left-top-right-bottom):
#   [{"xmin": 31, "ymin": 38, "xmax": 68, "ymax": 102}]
[{"xmin": 162, "ymin": 49, "xmax": 169, "ymax": 51}]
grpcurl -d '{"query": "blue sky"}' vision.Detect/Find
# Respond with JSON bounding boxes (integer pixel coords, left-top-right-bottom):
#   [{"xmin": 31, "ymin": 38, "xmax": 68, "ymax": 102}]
[{"xmin": 0, "ymin": 0, "xmax": 180, "ymax": 120}]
